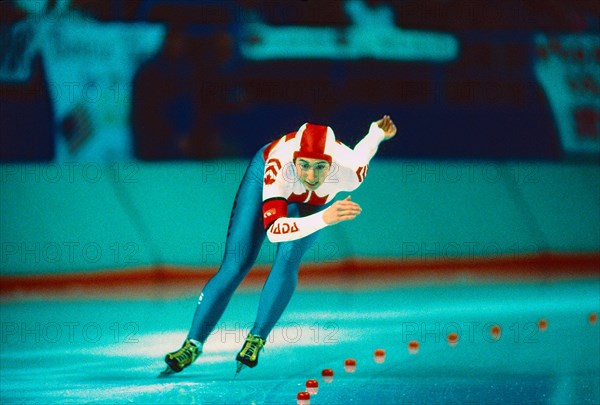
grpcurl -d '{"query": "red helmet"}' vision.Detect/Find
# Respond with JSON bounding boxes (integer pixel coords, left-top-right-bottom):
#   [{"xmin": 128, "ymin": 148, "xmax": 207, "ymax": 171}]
[{"xmin": 293, "ymin": 123, "xmax": 336, "ymax": 164}]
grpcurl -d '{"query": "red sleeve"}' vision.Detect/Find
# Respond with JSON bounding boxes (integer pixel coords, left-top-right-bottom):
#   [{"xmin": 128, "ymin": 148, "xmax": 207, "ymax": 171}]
[{"xmin": 262, "ymin": 198, "xmax": 288, "ymax": 230}]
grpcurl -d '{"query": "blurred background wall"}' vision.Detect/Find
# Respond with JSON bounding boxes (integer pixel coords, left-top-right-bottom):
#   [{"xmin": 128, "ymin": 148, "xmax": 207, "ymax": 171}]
[{"xmin": 1, "ymin": 0, "xmax": 598, "ymax": 278}]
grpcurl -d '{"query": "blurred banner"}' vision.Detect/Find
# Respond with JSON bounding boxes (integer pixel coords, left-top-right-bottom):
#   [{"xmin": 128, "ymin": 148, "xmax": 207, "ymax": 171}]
[
  {"xmin": 533, "ymin": 33, "xmax": 600, "ymax": 156},
  {"xmin": 0, "ymin": 0, "xmax": 164, "ymax": 162},
  {"xmin": 240, "ymin": 0, "xmax": 459, "ymax": 61},
  {"xmin": 1, "ymin": 0, "xmax": 598, "ymax": 162}
]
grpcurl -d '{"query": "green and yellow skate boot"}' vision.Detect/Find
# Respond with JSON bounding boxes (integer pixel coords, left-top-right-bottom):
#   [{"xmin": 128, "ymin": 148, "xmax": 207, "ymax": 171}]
[
  {"xmin": 162, "ymin": 338, "xmax": 201, "ymax": 375},
  {"xmin": 235, "ymin": 333, "xmax": 266, "ymax": 374}
]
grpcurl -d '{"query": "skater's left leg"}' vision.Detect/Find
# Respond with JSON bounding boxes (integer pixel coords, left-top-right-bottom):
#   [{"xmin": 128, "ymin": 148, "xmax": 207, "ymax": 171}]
[
  {"xmin": 236, "ymin": 220, "xmax": 319, "ymax": 371},
  {"xmin": 250, "ymin": 205, "xmax": 322, "ymax": 339}
]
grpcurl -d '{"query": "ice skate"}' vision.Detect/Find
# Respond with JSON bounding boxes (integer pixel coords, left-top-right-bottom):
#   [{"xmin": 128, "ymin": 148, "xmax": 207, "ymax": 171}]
[
  {"xmin": 235, "ymin": 333, "xmax": 266, "ymax": 375},
  {"xmin": 160, "ymin": 338, "xmax": 201, "ymax": 377}
]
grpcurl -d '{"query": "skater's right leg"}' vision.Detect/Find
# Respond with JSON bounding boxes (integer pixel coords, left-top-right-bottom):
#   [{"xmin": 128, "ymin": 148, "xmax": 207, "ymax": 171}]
[
  {"xmin": 187, "ymin": 149, "xmax": 266, "ymax": 344},
  {"xmin": 164, "ymin": 148, "xmax": 267, "ymax": 373}
]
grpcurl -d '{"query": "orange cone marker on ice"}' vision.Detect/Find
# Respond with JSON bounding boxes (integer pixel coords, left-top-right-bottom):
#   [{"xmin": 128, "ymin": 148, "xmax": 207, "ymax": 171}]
[
  {"xmin": 297, "ymin": 392, "xmax": 310, "ymax": 405},
  {"xmin": 321, "ymin": 368, "xmax": 334, "ymax": 383},
  {"xmin": 305, "ymin": 379, "xmax": 318, "ymax": 395},
  {"xmin": 344, "ymin": 358, "xmax": 356, "ymax": 373},
  {"xmin": 447, "ymin": 332, "xmax": 459, "ymax": 347},
  {"xmin": 490, "ymin": 325, "xmax": 501, "ymax": 341}
]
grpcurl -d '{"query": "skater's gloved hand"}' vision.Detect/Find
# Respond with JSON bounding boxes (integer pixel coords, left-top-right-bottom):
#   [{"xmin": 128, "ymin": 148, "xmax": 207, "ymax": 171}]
[
  {"xmin": 322, "ymin": 196, "xmax": 362, "ymax": 225},
  {"xmin": 375, "ymin": 115, "xmax": 397, "ymax": 140}
]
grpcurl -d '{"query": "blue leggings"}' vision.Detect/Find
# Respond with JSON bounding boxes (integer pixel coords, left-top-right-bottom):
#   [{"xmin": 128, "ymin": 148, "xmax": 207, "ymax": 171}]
[{"xmin": 188, "ymin": 147, "xmax": 324, "ymax": 343}]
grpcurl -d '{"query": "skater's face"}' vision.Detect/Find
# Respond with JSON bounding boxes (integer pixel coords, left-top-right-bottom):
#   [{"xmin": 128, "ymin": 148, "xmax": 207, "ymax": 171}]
[{"xmin": 294, "ymin": 157, "xmax": 330, "ymax": 190}]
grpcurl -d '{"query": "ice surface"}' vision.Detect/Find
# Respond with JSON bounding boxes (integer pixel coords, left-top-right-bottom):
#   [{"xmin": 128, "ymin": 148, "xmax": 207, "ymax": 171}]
[{"xmin": 1, "ymin": 279, "xmax": 599, "ymax": 404}]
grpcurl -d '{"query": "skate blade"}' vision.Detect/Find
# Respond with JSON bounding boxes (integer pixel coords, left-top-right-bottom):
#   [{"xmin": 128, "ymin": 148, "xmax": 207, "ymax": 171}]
[
  {"xmin": 158, "ymin": 365, "xmax": 176, "ymax": 378},
  {"xmin": 235, "ymin": 361, "xmax": 247, "ymax": 377}
]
